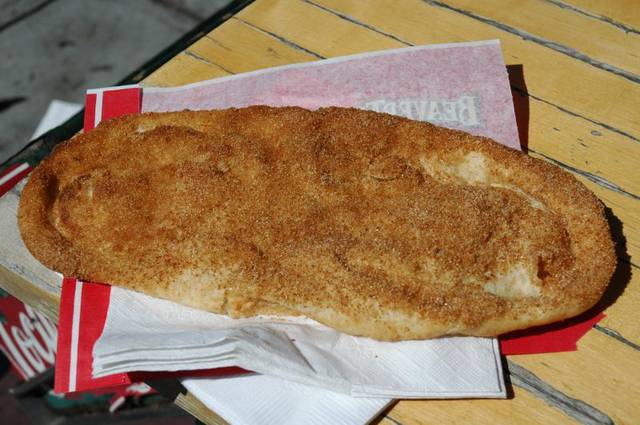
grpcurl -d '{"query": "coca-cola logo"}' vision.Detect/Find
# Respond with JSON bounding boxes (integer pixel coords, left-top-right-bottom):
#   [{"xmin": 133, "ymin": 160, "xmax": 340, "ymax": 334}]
[{"xmin": 0, "ymin": 301, "xmax": 57, "ymax": 379}]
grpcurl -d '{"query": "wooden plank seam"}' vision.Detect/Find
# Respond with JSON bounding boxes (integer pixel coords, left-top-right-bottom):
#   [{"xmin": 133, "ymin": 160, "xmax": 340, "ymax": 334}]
[
  {"xmin": 383, "ymin": 414, "xmax": 403, "ymax": 425},
  {"xmin": 183, "ymin": 49, "xmax": 234, "ymax": 73},
  {"xmin": 510, "ymin": 85, "xmax": 640, "ymax": 144},
  {"xmin": 531, "ymin": 149, "xmax": 640, "ymax": 203},
  {"xmin": 301, "ymin": 0, "xmax": 414, "ymax": 46},
  {"xmin": 593, "ymin": 324, "xmax": 640, "ymax": 351},
  {"xmin": 233, "ymin": 17, "xmax": 326, "ymax": 59},
  {"xmin": 424, "ymin": 0, "xmax": 640, "ymax": 84},
  {"xmin": 301, "ymin": 0, "xmax": 413, "ymax": 45},
  {"xmin": 544, "ymin": 0, "xmax": 640, "ymax": 35},
  {"xmin": 507, "ymin": 361, "xmax": 613, "ymax": 425}
]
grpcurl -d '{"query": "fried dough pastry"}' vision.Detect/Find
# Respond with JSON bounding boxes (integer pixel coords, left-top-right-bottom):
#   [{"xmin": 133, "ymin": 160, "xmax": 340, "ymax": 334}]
[{"xmin": 18, "ymin": 106, "xmax": 615, "ymax": 340}]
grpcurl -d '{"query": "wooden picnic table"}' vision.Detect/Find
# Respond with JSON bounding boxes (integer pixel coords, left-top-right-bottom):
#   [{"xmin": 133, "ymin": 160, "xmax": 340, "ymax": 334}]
[{"xmin": 1, "ymin": 0, "xmax": 639, "ymax": 424}]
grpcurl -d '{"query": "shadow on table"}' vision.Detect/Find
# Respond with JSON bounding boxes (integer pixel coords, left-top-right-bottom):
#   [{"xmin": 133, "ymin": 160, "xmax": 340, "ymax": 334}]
[
  {"xmin": 507, "ymin": 64, "xmax": 529, "ymax": 153},
  {"xmin": 591, "ymin": 207, "xmax": 632, "ymax": 314},
  {"xmin": 370, "ymin": 401, "xmax": 398, "ymax": 424}
]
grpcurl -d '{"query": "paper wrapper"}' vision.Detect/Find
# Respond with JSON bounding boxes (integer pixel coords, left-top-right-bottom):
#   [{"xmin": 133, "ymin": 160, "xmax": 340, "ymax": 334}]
[{"xmin": 181, "ymin": 374, "xmax": 392, "ymax": 425}]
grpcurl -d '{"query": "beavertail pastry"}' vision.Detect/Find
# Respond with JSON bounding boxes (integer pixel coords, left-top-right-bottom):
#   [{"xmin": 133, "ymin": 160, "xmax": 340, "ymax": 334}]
[{"xmin": 18, "ymin": 106, "xmax": 615, "ymax": 340}]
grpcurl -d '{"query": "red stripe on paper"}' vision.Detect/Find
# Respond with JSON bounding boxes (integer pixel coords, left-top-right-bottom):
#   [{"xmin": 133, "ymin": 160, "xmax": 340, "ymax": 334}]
[
  {"xmin": 102, "ymin": 88, "xmax": 141, "ymax": 122},
  {"xmin": 0, "ymin": 163, "xmax": 24, "ymax": 176},
  {"xmin": 500, "ymin": 312, "xmax": 605, "ymax": 355},
  {"xmin": 0, "ymin": 163, "xmax": 31, "ymax": 196},
  {"xmin": 54, "ymin": 278, "xmax": 78, "ymax": 393},
  {"xmin": 73, "ymin": 281, "xmax": 130, "ymax": 392},
  {"xmin": 67, "ymin": 282, "xmax": 246, "ymax": 392},
  {"xmin": 60, "ymin": 279, "xmax": 247, "ymax": 393},
  {"xmin": 84, "ymin": 93, "xmax": 98, "ymax": 133}
]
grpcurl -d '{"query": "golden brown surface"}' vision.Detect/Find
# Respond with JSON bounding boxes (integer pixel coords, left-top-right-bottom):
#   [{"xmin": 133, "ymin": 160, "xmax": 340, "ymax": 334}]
[{"xmin": 17, "ymin": 106, "xmax": 615, "ymax": 340}]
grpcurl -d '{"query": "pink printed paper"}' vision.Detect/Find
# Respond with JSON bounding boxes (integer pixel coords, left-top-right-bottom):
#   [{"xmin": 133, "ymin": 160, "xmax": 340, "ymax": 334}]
[{"xmin": 142, "ymin": 40, "xmax": 520, "ymax": 150}]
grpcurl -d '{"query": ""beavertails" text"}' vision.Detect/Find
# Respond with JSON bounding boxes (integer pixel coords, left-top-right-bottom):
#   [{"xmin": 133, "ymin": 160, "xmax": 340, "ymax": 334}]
[{"xmin": 361, "ymin": 96, "xmax": 481, "ymax": 127}]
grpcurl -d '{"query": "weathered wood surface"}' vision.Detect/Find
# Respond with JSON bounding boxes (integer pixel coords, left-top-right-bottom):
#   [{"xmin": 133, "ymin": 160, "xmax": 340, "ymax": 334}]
[
  {"xmin": 559, "ymin": 0, "xmax": 640, "ymax": 31},
  {"xmin": 2, "ymin": 0, "xmax": 638, "ymax": 424}
]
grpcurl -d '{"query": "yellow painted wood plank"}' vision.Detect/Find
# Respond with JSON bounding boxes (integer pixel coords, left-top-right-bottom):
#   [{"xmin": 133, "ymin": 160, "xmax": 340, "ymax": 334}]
[
  {"xmin": 175, "ymin": 393, "xmax": 228, "ymax": 425},
  {"xmin": 562, "ymin": 0, "xmax": 640, "ymax": 30},
  {"xmin": 299, "ymin": 0, "xmax": 640, "ymax": 139},
  {"xmin": 514, "ymin": 330, "xmax": 640, "ymax": 425},
  {"xmin": 598, "ymin": 264, "xmax": 640, "ymax": 346},
  {"xmin": 524, "ymin": 89, "xmax": 640, "ymax": 197},
  {"xmin": 189, "ymin": 18, "xmax": 318, "ymax": 72},
  {"xmin": 566, "ymin": 172, "xmax": 640, "ymax": 264},
  {"xmin": 143, "ymin": 53, "xmax": 230, "ymax": 87},
  {"xmin": 0, "ymin": 266, "xmax": 59, "ymax": 322},
  {"xmin": 237, "ymin": 0, "xmax": 402, "ymax": 55},
  {"xmin": 444, "ymin": 0, "xmax": 640, "ymax": 77},
  {"xmin": 388, "ymin": 386, "xmax": 578, "ymax": 425}
]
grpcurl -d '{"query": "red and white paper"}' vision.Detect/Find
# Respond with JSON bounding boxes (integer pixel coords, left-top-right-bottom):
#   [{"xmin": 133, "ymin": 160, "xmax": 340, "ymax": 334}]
[
  {"xmin": 84, "ymin": 85, "xmax": 141, "ymax": 132},
  {"xmin": 0, "ymin": 163, "xmax": 31, "ymax": 197},
  {"xmin": 54, "ymin": 277, "xmax": 246, "ymax": 393}
]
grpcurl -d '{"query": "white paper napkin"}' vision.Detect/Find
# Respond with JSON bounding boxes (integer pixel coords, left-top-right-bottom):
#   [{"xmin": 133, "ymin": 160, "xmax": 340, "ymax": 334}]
[
  {"xmin": 94, "ymin": 286, "xmax": 505, "ymax": 398},
  {"xmin": 30, "ymin": 100, "xmax": 82, "ymax": 140},
  {"xmin": 182, "ymin": 374, "xmax": 393, "ymax": 425}
]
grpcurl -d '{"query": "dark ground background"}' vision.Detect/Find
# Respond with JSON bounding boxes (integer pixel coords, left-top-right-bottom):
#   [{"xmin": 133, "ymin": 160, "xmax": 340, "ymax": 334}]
[
  {"xmin": 1, "ymin": 1, "xmax": 231, "ymax": 423},
  {"xmin": 0, "ymin": 0, "xmax": 231, "ymax": 164}
]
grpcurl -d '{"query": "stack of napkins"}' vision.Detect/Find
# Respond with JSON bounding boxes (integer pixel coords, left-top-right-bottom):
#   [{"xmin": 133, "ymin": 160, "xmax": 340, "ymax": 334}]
[
  {"xmin": 94, "ymin": 286, "xmax": 505, "ymax": 399},
  {"xmin": 182, "ymin": 374, "xmax": 393, "ymax": 425}
]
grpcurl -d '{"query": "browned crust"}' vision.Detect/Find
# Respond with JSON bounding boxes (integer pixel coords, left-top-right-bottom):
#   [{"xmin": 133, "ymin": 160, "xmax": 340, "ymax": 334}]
[{"xmin": 18, "ymin": 106, "xmax": 616, "ymax": 340}]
